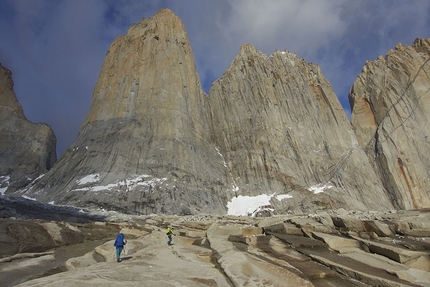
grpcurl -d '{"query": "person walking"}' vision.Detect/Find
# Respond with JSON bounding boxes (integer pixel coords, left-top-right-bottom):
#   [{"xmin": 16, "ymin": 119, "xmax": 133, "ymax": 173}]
[
  {"xmin": 114, "ymin": 233, "xmax": 127, "ymax": 262},
  {"xmin": 166, "ymin": 226, "xmax": 175, "ymax": 246}
]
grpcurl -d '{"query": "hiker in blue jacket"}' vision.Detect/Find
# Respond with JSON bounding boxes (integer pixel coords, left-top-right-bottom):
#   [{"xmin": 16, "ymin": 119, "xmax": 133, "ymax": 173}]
[{"xmin": 114, "ymin": 233, "xmax": 127, "ymax": 262}]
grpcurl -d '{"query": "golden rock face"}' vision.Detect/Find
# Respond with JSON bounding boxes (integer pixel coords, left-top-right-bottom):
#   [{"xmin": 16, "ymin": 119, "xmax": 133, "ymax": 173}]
[
  {"xmin": 350, "ymin": 38, "xmax": 430, "ymax": 210},
  {"xmin": 86, "ymin": 9, "xmax": 205, "ymax": 131},
  {"xmin": 21, "ymin": 9, "xmax": 228, "ymax": 215}
]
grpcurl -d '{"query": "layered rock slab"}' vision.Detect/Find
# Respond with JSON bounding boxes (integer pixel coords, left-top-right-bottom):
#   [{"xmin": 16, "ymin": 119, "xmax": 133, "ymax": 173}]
[
  {"xmin": 349, "ymin": 38, "xmax": 430, "ymax": 209},
  {"xmin": 19, "ymin": 9, "xmax": 227, "ymax": 214},
  {"xmin": 0, "ymin": 65, "xmax": 56, "ymax": 193},
  {"xmin": 3, "ymin": 207, "xmax": 430, "ymax": 287},
  {"xmin": 207, "ymin": 44, "xmax": 393, "ymax": 213}
]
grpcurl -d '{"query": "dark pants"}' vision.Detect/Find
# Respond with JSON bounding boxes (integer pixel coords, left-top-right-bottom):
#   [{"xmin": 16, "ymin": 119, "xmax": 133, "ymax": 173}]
[
  {"xmin": 167, "ymin": 235, "xmax": 172, "ymax": 245},
  {"xmin": 116, "ymin": 246, "xmax": 123, "ymax": 259}
]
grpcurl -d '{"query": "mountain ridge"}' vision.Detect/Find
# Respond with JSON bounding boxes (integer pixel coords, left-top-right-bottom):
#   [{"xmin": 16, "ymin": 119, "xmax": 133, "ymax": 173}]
[{"xmin": 1, "ymin": 9, "xmax": 429, "ymax": 215}]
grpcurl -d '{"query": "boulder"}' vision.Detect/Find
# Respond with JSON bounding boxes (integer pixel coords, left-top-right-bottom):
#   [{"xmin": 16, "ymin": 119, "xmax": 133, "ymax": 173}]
[
  {"xmin": 363, "ymin": 220, "xmax": 395, "ymax": 237},
  {"xmin": 312, "ymin": 232, "xmax": 361, "ymax": 251},
  {"xmin": 331, "ymin": 216, "xmax": 366, "ymax": 232}
]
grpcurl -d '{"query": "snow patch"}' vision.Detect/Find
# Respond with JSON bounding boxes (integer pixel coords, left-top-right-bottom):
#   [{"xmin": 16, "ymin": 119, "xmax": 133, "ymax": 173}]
[
  {"xmin": 73, "ymin": 175, "xmax": 167, "ymax": 192},
  {"xmin": 308, "ymin": 184, "xmax": 333, "ymax": 194},
  {"xmin": 227, "ymin": 193, "xmax": 292, "ymax": 216},
  {"xmin": 76, "ymin": 174, "xmax": 100, "ymax": 185},
  {"xmin": 277, "ymin": 50, "xmax": 296, "ymax": 66},
  {"xmin": 33, "ymin": 174, "xmax": 45, "ymax": 181},
  {"xmin": 227, "ymin": 194, "xmax": 272, "ymax": 216},
  {"xmin": 349, "ymin": 129, "xmax": 359, "ymax": 148},
  {"xmin": 215, "ymin": 145, "xmax": 227, "ymax": 167},
  {"xmin": 122, "ymin": 175, "xmax": 166, "ymax": 189},
  {"xmin": 0, "ymin": 175, "xmax": 10, "ymax": 195},
  {"xmin": 275, "ymin": 194, "xmax": 293, "ymax": 201}
]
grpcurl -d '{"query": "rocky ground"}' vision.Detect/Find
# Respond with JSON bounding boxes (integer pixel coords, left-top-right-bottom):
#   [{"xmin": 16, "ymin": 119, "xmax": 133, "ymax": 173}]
[{"xmin": 1, "ymin": 195, "xmax": 430, "ymax": 286}]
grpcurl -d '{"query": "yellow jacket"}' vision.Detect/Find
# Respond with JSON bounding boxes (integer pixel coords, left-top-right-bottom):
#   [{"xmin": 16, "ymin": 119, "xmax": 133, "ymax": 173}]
[{"xmin": 166, "ymin": 227, "xmax": 173, "ymax": 235}]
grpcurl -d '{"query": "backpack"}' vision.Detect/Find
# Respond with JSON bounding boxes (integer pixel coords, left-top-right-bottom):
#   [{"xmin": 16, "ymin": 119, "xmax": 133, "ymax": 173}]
[{"xmin": 114, "ymin": 233, "xmax": 124, "ymax": 247}]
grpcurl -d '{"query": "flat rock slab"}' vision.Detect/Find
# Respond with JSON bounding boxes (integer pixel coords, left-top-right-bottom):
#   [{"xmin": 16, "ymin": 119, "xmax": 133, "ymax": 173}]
[
  {"xmin": 15, "ymin": 233, "xmax": 230, "ymax": 287},
  {"xmin": 341, "ymin": 250, "xmax": 430, "ymax": 285},
  {"xmin": 270, "ymin": 233, "xmax": 327, "ymax": 249},
  {"xmin": 3, "ymin": 210, "xmax": 430, "ymax": 287},
  {"xmin": 352, "ymin": 236, "xmax": 430, "ymax": 271},
  {"xmin": 298, "ymin": 247, "xmax": 421, "ymax": 287},
  {"xmin": 312, "ymin": 232, "xmax": 361, "ymax": 251}
]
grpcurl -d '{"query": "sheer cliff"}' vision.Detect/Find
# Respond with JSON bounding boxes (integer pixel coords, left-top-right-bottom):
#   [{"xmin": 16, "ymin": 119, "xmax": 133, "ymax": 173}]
[
  {"xmin": 207, "ymin": 44, "xmax": 393, "ymax": 213},
  {"xmin": 13, "ymin": 9, "xmax": 430, "ymax": 214},
  {"xmin": 350, "ymin": 38, "xmax": 430, "ymax": 210},
  {"xmin": 0, "ymin": 65, "xmax": 57, "ymax": 193},
  {"xmin": 17, "ymin": 9, "xmax": 228, "ymax": 214}
]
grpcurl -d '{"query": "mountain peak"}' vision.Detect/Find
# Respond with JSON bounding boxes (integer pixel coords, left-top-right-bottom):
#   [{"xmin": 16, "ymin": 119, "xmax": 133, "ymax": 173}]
[
  {"xmin": 10, "ymin": 7, "xmax": 430, "ymax": 215},
  {"xmin": 0, "ymin": 65, "xmax": 57, "ymax": 193}
]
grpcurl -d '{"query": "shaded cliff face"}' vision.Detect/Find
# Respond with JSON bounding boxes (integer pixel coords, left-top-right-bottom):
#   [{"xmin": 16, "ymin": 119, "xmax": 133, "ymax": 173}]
[
  {"xmin": 207, "ymin": 44, "xmax": 393, "ymax": 213},
  {"xmin": 349, "ymin": 38, "xmax": 430, "ymax": 210},
  {"xmin": 0, "ymin": 65, "xmax": 57, "ymax": 193},
  {"xmin": 20, "ymin": 9, "xmax": 228, "ymax": 215}
]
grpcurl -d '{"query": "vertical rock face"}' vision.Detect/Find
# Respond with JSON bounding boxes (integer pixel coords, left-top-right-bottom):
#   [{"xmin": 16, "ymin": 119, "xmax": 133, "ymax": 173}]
[
  {"xmin": 21, "ymin": 9, "xmax": 228, "ymax": 214},
  {"xmin": 349, "ymin": 38, "xmax": 430, "ymax": 209},
  {"xmin": 0, "ymin": 65, "xmax": 57, "ymax": 193},
  {"xmin": 207, "ymin": 44, "xmax": 393, "ymax": 213},
  {"xmin": 22, "ymin": 9, "xmax": 430, "ymax": 214}
]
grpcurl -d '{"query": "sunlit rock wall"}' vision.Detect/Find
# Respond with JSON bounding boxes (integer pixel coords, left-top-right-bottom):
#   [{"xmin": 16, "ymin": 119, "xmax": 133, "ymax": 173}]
[{"xmin": 349, "ymin": 38, "xmax": 430, "ymax": 209}]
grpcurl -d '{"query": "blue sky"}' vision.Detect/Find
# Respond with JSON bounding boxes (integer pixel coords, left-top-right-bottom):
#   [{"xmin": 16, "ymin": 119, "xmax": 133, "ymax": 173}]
[{"xmin": 1, "ymin": 0, "xmax": 429, "ymax": 156}]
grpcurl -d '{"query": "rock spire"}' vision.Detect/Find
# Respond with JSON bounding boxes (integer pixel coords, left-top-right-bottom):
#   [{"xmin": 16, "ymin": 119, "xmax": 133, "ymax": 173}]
[
  {"xmin": 19, "ymin": 9, "xmax": 228, "ymax": 214},
  {"xmin": 0, "ymin": 65, "xmax": 57, "ymax": 193},
  {"xmin": 349, "ymin": 38, "xmax": 430, "ymax": 210},
  {"xmin": 14, "ymin": 10, "xmax": 430, "ymax": 214},
  {"xmin": 207, "ymin": 44, "xmax": 393, "ymax": 213}
]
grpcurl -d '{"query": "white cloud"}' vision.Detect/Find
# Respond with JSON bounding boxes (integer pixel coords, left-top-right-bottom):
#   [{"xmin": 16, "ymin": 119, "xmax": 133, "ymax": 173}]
[{"xmin": 221, "ymin": 0, "xmax": 346, "ymax": 58}]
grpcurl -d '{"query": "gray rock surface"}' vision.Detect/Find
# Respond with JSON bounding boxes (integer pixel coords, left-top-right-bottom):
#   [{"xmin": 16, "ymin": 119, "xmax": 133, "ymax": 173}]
[
  {"xmin": 349, "ymin": 38, "xmax": 430, "ymax": 210},
  {"xmin": 207, "ymin": 43, "xmax": 393, "ymax": 213},
  {"xmin": 17, "ymin": 9, "xmax": 228, "ymax": 215},
  {"xmin": 0, "ymin": 65, "xmax": 57, "ymax": 193},
  {"xmin": 1, "ymin": 202, "xmax": 429, "ymax": 287}
]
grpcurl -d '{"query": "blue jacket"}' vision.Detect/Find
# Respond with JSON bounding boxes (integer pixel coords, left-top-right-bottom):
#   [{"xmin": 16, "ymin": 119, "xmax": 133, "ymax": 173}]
[{"xmin": 114, "ymin": 233, "xmax": 126, "ymax": 248}]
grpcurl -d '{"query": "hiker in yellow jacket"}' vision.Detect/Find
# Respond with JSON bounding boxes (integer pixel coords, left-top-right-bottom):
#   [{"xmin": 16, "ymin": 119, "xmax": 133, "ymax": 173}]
[{"xmin": 166, "ymin": 226, "xmax": 175, "ymax": 246}]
